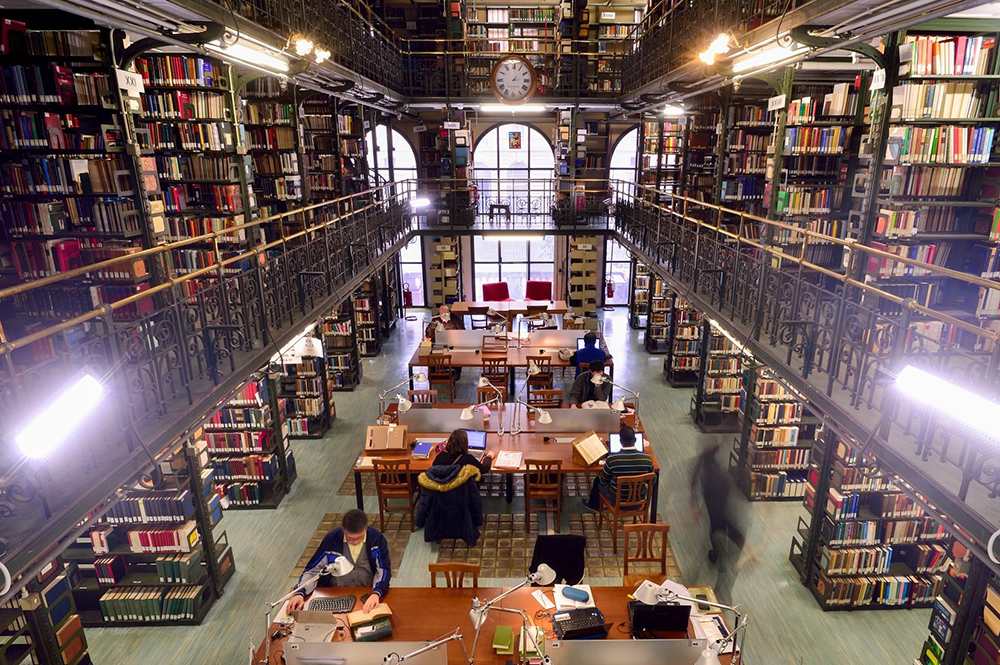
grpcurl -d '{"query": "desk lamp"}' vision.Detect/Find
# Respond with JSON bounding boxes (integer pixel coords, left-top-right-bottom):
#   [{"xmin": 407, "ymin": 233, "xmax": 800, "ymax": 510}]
[
  {"xmin": 632, "ymin": 580, "xmax": 747, "ymax": 665},
  {"xmin": 598, "ymin": 375, "xmax": 640, "ymax": 424},
  {"xmin": 382, "ymin": 628, "xmax": 468, "ymax": 665},
  {"xmin": 257, "ymin": 554, "xmax": 354, "ymax": 664},
  {"xmin": 462, "ymin": 377, "xmax": 505, "ymax": 434},
  {"xmin": 396, "ymin": 395, "xmax": 413, "ymax": 413},
  {"xmin": 468, "ymin": 564, "xmax": 557, "ymax": 665},
  {"xmin": 510, "ymin": 362, "xmax": 541, "ymax": 435},
  {"xmin": 379, "ymin": 373, "xmax": 428, "ymax": 416}
]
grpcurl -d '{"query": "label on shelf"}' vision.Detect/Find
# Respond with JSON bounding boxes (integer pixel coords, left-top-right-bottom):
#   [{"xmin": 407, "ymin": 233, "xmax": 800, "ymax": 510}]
[
  {"xmin": 443, "ymin": 121, "xmax": 461, "ymax": 130},
  {"xmin": 116, "ymin": 68, "xmax": 145, "ymax": 96},
  {"xmin": 871, "ymin": 68, "xmax": 886, "ymax": 91},
  {"xmin": 767, "ymin": 94, "xmax": 786, "ymax": 112}
]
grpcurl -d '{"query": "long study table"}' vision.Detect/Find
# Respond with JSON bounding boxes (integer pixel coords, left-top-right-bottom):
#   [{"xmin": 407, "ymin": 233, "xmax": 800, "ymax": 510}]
[{"xmin": 255, "ymin": 586, "xmax": 733, "ymax": 664}]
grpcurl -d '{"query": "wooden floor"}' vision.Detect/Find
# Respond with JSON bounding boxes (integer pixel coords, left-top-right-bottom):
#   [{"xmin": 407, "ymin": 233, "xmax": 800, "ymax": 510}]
[{"xmin": 86, "ymin": 309, "xmax": 928, "ymax": 664}]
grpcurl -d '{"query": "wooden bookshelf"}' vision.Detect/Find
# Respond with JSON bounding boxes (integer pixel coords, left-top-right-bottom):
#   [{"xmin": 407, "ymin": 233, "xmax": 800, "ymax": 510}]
[
  {"xmin": 279, "ymin": 350, "xmax": 333, "ymax": 440},
  {"xmin": 0, "ymin": 598, "xmax": 43, "ymax": 665},
  {"xmin": 322, "ymin": 298, "xmax": 363, "ymax": 391},
  {"xmin": 353, "ymin": 277, "xmax": 383, "ymax": 357},
  {"xmin": 721, "ymin": 101, "xmax": 769, "ymax": 216},
  {"xmin": 684, "ymin": 100, "xmax": 721, "ymax": 203},
  {"xmin": 568, "ymin": 235, "xmax": 599, "ymax": 317},
  {"xmin": 638, "ymin": 116, "xmax": 684, "ymax": 202},
  {"xmin": 300, "ymin": 94, "xmax": 341, "ymax": 203},
  {"xmin": 428, "ymin": 235, "xmax": 460, "ymax": 308},
  {"xmin": 642, "ymin": 275, "xmax": 670, "ymax": 353},
  {"xmin": 628, "ymin": 257, "xmax": 650, "ymax": 329},
  {"xmin": 690, "ymin": 319, "xmax": 745, "ymax": 433},
  {"xmin": 377, "ymin": 258, "xmax": 401, "ymax": 337},
  {"xmin": 663, "ymin": 297, "xmax": 701, "ymax": 386}
]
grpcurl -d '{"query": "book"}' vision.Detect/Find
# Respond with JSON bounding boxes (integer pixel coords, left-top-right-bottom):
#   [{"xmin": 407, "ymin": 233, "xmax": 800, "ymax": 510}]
[
  {"xmin": 519, "ymin": 626, "xmax": 545, "ymax": 657},
  {"xmin": 347, "ymin": 603, "xmax": 392, "ymax": 627},
  {"xmin": 494, "ymin": 450, "xmax": 523, "ymax": 469},
  {"xmin": 411, "ymin": 440, "xmax": 437, "ymax": 459},
  {"xmin": 571, "ymin": 430, "xmax": 607, "ymax": 466},
  {"xmin": 492, "ymin": 624, "xmax": 515, "ymax": 655}
]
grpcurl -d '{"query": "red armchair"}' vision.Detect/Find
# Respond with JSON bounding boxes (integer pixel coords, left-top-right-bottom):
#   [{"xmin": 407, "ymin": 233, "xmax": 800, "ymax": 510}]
[
  {"xmin": 525, "ymin": 280, "xmax": 552, "ymax": 301},
  {"xmin": 482, "ymin": 281, "xmax": 512, "ymax": 301}
]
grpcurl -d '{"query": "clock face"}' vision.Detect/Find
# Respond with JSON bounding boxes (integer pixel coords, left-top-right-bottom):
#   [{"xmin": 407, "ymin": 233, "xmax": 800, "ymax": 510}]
[{"xmin": 491, "ymin": 57, "xmax": 537, "ymax": 104}]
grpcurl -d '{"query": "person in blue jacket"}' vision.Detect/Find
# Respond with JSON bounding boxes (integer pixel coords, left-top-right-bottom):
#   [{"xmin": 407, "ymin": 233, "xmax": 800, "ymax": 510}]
[
  {"xmin": 570, "ymin": 332, "xmax": 607, "ymax": 376},
  {"xmin": 286, "ymin": 509, "xmax": 391, "ymax": 613}
]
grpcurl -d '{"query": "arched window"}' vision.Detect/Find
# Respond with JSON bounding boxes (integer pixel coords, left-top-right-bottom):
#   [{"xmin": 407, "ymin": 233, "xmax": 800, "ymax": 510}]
[
  {"xmin": 609, "ymin": 126, "xmax": 639, "ymax": 198},
  {"xmin": 366, "ymin": 125, "xmax": 418, "ymax": 187},
  {"xmin": 473, "ymin": 123, "xmax": 554, "ymax": 217}
]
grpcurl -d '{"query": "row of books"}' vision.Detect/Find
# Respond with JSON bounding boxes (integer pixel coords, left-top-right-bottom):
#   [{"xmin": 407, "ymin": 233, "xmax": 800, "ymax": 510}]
[
  {"xmin": 138, "ymin": 119, "xmax": 235, "ymax": 151},
  {"xmin": 301, "ymin": 114, "xmax": 334, "ymax": 131},
  {"xmin": 888, "ymin": 125, "xmax": 996, "ymax": 164},
  {"xmin": 97, "ymin": 585, "xmax": 204, "ymax": 622},
  {"xmin": 748, "ymin": 424, "xmax": 799, "ymax": 446},
  {"xmin": 819, "ymin": 545, "xmax": 893, "ymax": 575},
  {"xmin": 204, "ymin": 405, "xmax": 271, "ymax": 430},
  {"xmin": 704, "ymin": 376, "xmax": 741, "ymax": 394},
  {"xmin": 749, "ymin": 446, "xmax": 810, "ymax": 469},
  {"xmin": 745, "ymin": 399, "xmax": 803, "ymax": 425},
  {"xmin": 745, "ymin": 470, "xmax": 808, "ymax": 498},
  {"xmin": 164, "ymin": 215, "xmax": 245, "ymax": 243},
  {"xmin": 706, "ymin": 357, "xmax": 740, "ymax": 374},
  {"xmin": 724, "ymin": 152, "xmax": 767, "ymax": 175},
  {"xmin": 246, "ymin": 126, "xmax": 296, "ymax": 151},
  {"xmin": 93, "ymin": 555, "xmax": 128, "ymax": 585},
  {"xmin": 891, "ymin": 81, "xmax": 992, "ymax": 120},
  {"xmin": 11, "ymin": 281, "xmax": 147, "ymax": 319},
  {"xmin": 125, "ymin": 521, "xmax": 200, "ymax": 553},
  {"xmin": 253, "ymin": 152, "xmax": 299, "ymax": 176},
  {"xmin": 775, "ymin": 186, "xmax": 844, "ymax": 215},
  {"xmin": 135, "ymin": 55, "xmax": 220, "ymax": 87},
  {"xmin": 215, "ymin": 481, "xmax": 264, "ymax": 506},
  {"xmin": 824, "ymin": 517, "xmax": 930, "ymax": 546},
  {"xmin": 203, "ymin": 430, "xmax": 270, "ymax": 453},
  {"xmin": 867, "ymin": 242, "xmax": 946, "ymax": 278},
  {"xmin": 728, "ymin": 130, "xmax": 769, "ymax": 152},
  {"xmin": 105, "ymin": 490, "xmax": 194, "ymax": 524},
  {"xmin": 874, "ymin": 206, "xmax": 959, "ymax": 238},
  {"xmin": 337, "ymin": 114, "xmax": 362, "ymax": 134},
  {"xmin": 155, "ymin": 549, "xmax": 203, "ymax": 584},
  {"xmin": 816, "ymin": 571, "xmax": 940, "ymax": 607},
  {"xmin": 284, "ymin": 396, "xmax": 323, "ymax": 416},
  {"xmin": 10, "ymin": 239, "xmax": 140, "ymax": 280},
  {"xmin": 163, "ymin": 183, "xmax": 242, "ymax": 213},
  {"xmin": 244, "ymin": 101, "xmax": 295, "ymax": 126},
  {"xmin": 786, "ymin": 85, "xmax": 853, "ymax": 122},
  {"xmin": 3, "ymin": 198, "xmax": 140, "ymax": 236},
  {"xmin": 139, "ymin": 90, "xmax": 227, "ymax": 120},
  {"xmin": 228, "ymin": 378, "xmax": 267, "ymax": 406},
  {"xmin": 210, "ymin": 453, "xmax": 280, "ymax": 481},
  {"xmin": 0, "ymin": 64, "xmax": 110, "ymax": 106},
  {"xmin": 0, "ymin": 155, "xmax": 128, "ymax": 195},
  {"xmin": 782, "ymin": 125, "xmax": 851, "ymax": 155},
  {"xmin": 19, "ymin": 27, "xmax": 105, "ymax": 59},
  {"xmin": 901, "ymin": 34, "xmax": 995, "ymax": 77},
  {"xmin": 720, "ymin": 176, "xmax": 763, "ymax": 201},
  {"xmin": 733, "ymin": 106, "xmax": 768, "ymax": 125},
  {"xmin": 256, "ymin": 175, "xmax": 300, "ymax": 201},
  {"xmin": 156, "ymin": 154, "xmax": 235, "ymax": 181},
  {"xmin": 750, "ymin": 376, "xmax": 798, "ymax": 400},
  {"xmin": 830, "ymin": 462, "xmax": 899, "ymax": 493},
  {"xmin": 883, "ymin": 165, "xmax": 969, "ymax": 197}
]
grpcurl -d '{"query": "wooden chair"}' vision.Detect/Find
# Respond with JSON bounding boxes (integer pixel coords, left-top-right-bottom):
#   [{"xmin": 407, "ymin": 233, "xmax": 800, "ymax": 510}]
[
  {"xmin": 372, "ymin": 458, "xmax": 418, "ymax": 532},
  {"xmin": 564, "ymin": 318, "xmax": 588, "ymax": 330},
  {"xmin": 482, "ymin": 356, "xmax": 509, "ymax": 388},
  {"xmin": 525, "ymin": 355, "xmax": 553, "ymax": 389},
  {"xmin": 468, "ymin": 305, "xmax": 490, "ymax": 330},
  {"xmin": 527, "ymin": 388, "xmax": 563, "ymax": 409},
  {"xmin": 623, "ymin": 523, "xmax": 672, "ymax": 588},
  {"xmin": 477, "ymin": 385, "xmax": 508, "ymax": 404},
  {"xmin": 597, "ymin": 472, "xmax": 655, "ymax": 554},
  {"xmin": 407, "ymin": 389, "xmax": 438, "ymax": 407},
  {"xmin": 481, "ymin": 335, "xmax": 508, "ymax": 355},
  {"xmin": 429, "ymin": 562, "xmax": 480, "ymax": 588},
  {"xmin": 427, "ymin": 354, "xmax": 456, "ymax": 401},
  {"xmin": 525, "ymin": 459, "xmax": 562, "ymax": 533}
]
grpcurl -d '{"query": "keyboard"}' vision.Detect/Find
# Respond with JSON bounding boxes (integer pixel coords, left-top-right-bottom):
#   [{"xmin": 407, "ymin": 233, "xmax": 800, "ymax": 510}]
[
  {"xmin": 553, "ymin": 608, "xmax": 609, "ymax": 640},
  {"xmin": 307, "ymin": 595, "xmax": 355, "ymax": 613}
]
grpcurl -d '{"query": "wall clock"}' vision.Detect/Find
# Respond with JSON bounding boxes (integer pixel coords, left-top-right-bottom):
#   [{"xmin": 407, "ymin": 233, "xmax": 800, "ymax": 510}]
[{"xmin": 489, "ymin": 55, "xmax": 538, "ymax": 105}]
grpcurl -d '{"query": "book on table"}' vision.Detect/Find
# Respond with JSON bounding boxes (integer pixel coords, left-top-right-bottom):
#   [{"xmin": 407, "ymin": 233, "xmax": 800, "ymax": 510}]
[
  {"xmin": 494, "ymin": 450, "xmax": 523, "ymax": 469},
  {"xmin": 572, "ymin": 430, "xmax": 607, "ymax": 467}
]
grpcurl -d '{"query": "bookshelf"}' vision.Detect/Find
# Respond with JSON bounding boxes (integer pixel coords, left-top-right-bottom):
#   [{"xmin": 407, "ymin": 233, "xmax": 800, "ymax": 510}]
[
  {"xmin": 66, "ymin": 438, "xmax": 235, "ymax": 627},
  {"xmin": 628, "ymin": 257, "xmax": 650, "ymax": 329},
  {"xmin": 279, "ymin": 346, "xmax": 333, "ymax": 440},
  {"xmin": 721, "ymin": 100, "xmax": 769, "ymax": 216},
  {"xmin": 241, "ymin": 77, "xmax": 302, "ymax": 231},
  {"xmin": 555, "ymin": 0, "xmax": 591, "ymax": 95},
  {"xmin": 9, "ymin": 568, "xmax": 90, "ymax": 665},
  {"xmin": 353, "ymin": 277, "xmax": 383, "ymax": 357},
  {"xmin": 337, "ymin": 102, "xmax": 368, "ymax": 203},
  {"xmin": 377, "ymin": 258, "xmax": 401, "ymax": 337},
  {"xmin": 300, "ymin": 94, "xmax": 340, "ymax": 203},
  {"xmin": 465, "ymin": 5, "xmax": 555, "ymax": 96},
  {"xmin": 731, "ymin": 365, "xmax": 817, "ymax": 500},
  {"xmin": 594, "ymin": 7, "xmax": 639, "ymax": 93},
  {"xmin": 789, "ymin": 434, "xmax": 951, "ymax": 611},
  {"xmin": 568, "ymin": 235, "xmax": 599, "ymax": 317},
  {"xmin": 690, "ymin": 319, "xmax": 745, "ymax": 433},
  {"xmin": 642, "ymin": 275, "xmax": 671, "ymax": 353},
  {"xmin": 579, "ymin": 119, "xmax": 608, "ymax": 180},
  {"xmin": 0, "ymin": 597, "xmax": 43, "ymax": 665},
  {"xmin": 203, "ymin": 374, "xmax": 296, "ymax": 509},
  {"xmin": 428, "ymin": 235, "xmax": 461, "ymax": 308},
  {"xmin": 924, "ymin": 554, "xmax": 999, "ymax": 665},
  {"xmin": 322, "ymin": 298, "xmax": 363, "ymax": 391},
  {"xmin": 684, "ymin": 100, "xmax": 721, "ymax": 203},
  {"xmin": 638, "ymin": 116, "xmax": 684, "ymax": 201},
  {"xmin": 663, "ymin": 296, "xmax": 701, "ymax": 387}
]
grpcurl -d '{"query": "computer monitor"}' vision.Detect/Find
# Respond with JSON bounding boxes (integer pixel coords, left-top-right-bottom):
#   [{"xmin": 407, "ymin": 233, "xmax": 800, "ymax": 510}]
[
  {"xmin": 577, "ymin": 337, "xmax": 587, "ymax": 350},
  {"xmin": 628, "ymin": 601, "xmax": 692, "ymax": 639},
  {"xmin": 609, "ymin": 432, "xmax": 644, "ymax": 453},
  {"xmin": 465, "ymin": 429, "xmax": 487, "ymax": 451}
]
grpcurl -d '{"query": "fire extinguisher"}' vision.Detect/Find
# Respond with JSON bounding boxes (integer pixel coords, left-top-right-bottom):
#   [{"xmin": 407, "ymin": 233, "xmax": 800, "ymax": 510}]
[
  {"xmin": 403, "ymin": 283, "xmax": 413, "ymax": 308},
  {"xmin": 606, "ymin": 278, "xmax": 616, "ymax": 299}
]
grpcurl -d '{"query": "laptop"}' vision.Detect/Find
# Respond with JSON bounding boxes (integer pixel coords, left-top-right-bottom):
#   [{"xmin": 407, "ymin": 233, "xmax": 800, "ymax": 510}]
[
  {"xmin": 466, "ymin": 429, "xmax": 488, "ymax": 462},
  {"xmin": 628, "ymin": 601, "xmax": 692, "ymax": 639},
  {"xmin": 608, "ymin": 432, "xmax": 644, "ymax": 453},
  {"xmin": 577, "ymin": 337, "xmax": 587, "ymax": 350}
]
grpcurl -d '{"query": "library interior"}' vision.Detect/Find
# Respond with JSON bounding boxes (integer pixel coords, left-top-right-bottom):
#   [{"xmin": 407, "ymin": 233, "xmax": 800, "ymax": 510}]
[{"xmin": 2, "ymin": 0, "xmax": 1000, "ymax": 663}]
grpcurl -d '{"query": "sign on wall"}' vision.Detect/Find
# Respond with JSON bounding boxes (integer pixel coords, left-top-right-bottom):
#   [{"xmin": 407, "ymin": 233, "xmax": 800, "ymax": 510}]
[{"xmin": 509, "ymin": 131, "xmax": 522, "ymax": 149}]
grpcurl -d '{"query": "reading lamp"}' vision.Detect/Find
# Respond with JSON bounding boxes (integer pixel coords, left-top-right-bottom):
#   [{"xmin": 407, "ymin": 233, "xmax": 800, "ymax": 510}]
[
  {"xmin": 379, "ymin": 373, "xmax": 427, "ymax": 416},
  {"xmin": 462, "ymin": 377, "xmax": 505, "ymax": 434},
  {"xmin": 468, "ymin": 564, "xmax": 557, "ymax": 665},
  {"xmin": 632, "ymin": 580, "xmax": 747, "ymax": 665},
  {"xmin": 511, "ymin": 362, "xmax": 541, "ymax": 434},
  {"xmin": 598, "ymin": 375, "xmax": 639, "ymax": 423},
  {"xmin": 396, "ymin": 395, "xmax": 413, "ymax": 413},
  {"xmin": 382, "ymin": 628, "xmax": 468, "ymax": 665},
  {"xmin": 258, "ymin": 554, "xmax": 354, "ymax": 664}
]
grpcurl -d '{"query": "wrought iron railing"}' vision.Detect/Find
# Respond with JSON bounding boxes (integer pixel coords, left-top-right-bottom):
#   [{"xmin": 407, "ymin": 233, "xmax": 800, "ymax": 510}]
[
  {"xmin": 0, "ymin": 183, "xmax": 413, "ymax": 577},
  {"xmin": 610, "ymin": 181, "xmax": 1000, "ymax": 551}
]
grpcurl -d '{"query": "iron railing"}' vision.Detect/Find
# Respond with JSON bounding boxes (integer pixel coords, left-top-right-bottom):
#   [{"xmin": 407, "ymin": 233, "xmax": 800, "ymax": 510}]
[
  {"xmin": 0, "ymin": 183, "xmax": 413, "ymax": 577},
  {"xmin": 611, "ymin": 181, "xmax": 1000, "ymax": 552}
]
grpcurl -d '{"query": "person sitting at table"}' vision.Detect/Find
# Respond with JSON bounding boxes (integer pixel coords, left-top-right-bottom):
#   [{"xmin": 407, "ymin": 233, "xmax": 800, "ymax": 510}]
[
  {"xmin": 569, "ymin": 332, "xmax": 607, "ymax": 376},
  {"xmin": 286, "ymin": 509, "xmax": 390, "ymax": 614},
  {"xmin": 584, "ymin": 425, "xmax": 653, "ymax": 511},
  {"xmin": 568, "ymin": 360, "xmax": 613, "ymax": 407},
  {"xmin": 415, "ymin": 430, "xmax": 493, "ymax": 545},
  {"xmin": 425, "ymin": 305, "xmax": 464, "ymax": 339}
]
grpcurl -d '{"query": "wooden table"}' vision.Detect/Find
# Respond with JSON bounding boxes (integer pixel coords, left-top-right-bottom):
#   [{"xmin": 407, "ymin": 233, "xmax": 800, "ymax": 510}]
[
  {"xmin": 255, "ymin": 586, "xmax": 732, "ymax": 665},
  {"xmin": 353, "ymin": 415, "xmax": 659, "ymax": 518}
]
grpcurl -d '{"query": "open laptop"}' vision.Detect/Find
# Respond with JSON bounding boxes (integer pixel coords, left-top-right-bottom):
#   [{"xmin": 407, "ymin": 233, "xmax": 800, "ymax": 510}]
[
  {"xmin": 628, "ymin": 601, "xmax": 692, "ymax": 639},
  {"xmin": 577, "ymin": 337, "xmax": 587, "ymax": 350},
  {"xmin": 609, "ymin": 432, "xmax": 644, "ymax": 453},
  {"xmin": 466, "ymin": 429, "xmax": 488, "ymax": 461}
]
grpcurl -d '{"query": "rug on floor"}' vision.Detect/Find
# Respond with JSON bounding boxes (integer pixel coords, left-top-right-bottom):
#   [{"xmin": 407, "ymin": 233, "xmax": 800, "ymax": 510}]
[
  {"xmin": 290, "ymin": 512, "xmax": 410, "ymax": 580},
  {"xmin": 434, "ymin": 513, "xmax": 682, "ymax": 581},
  {"xmin": 336, "ymin": 470, "xmax": 597, "ymax": 498}
]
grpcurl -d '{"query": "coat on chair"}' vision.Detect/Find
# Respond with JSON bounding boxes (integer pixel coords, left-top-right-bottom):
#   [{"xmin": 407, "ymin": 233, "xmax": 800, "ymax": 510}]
[{"xmin": 415, "ymin": 464, "xmax": 484, "ymax": 546}]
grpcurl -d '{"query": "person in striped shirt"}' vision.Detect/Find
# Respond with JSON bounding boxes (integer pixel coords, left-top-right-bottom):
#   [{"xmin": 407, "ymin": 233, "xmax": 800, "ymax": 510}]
[{"xmin": 584, "ymin": 425, "xmax": 653, "ymax": 510}]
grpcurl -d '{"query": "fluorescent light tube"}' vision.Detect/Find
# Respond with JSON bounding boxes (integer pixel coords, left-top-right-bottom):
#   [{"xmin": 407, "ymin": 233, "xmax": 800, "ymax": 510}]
[
  {"xmin": 206, "ymin": 38, "xmax": 289, "ymax": 74},
  {"xmin": 732, "ymin": 43, "xmax": 808, "ymax": 73},
  {"xmin": 479, "ymin": 104, "xmax": 548, "ymax": 113},
  {"xmin": 896, "ymin": 365, "xmax": 1000, "ymax": 439},
  {"xmin": 16, "ymin": 374, "xmax": 104, "ymax": 459},
  {"xmin": 662, "ymin": 104, "xmax": 684, "ymax": 116},
  {"xmin": 481, "ymin": 234, "xmax": 545, "ymax": 240}
]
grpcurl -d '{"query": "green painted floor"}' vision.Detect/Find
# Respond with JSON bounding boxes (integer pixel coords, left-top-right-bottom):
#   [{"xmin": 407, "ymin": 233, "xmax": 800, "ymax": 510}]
[{"xmin": 86, "ymin": 309, "xmax": 928, "ymax": 664}]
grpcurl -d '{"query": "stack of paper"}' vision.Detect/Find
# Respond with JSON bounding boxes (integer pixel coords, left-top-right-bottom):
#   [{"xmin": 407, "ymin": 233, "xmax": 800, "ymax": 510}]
[{"xmin": 519, "ymin": 626, "xmax": 545, "ymax": 657}]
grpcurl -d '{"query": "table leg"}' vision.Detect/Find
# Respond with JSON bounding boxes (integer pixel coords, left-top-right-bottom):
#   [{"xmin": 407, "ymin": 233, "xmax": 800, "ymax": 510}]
[
  {"xmin": 408, "ymin": 365, "xmax": 414, "ymax": 390},
  {"xmin": 650, "ymin": 469, "xmax": 660, "ymax": 523},
  {"xmin": 354, "ymin": 471, "xmax": 364, "ymax": 510},
  {"xmin": 505, "ymin": 474, "xmax": 514, "ymax": 504}
]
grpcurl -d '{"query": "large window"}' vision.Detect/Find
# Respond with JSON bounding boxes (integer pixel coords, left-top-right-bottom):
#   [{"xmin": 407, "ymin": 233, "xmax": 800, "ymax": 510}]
[
  {"xmin": 604, "ymin": 238, "xmax": 631, "ymax": 306},
  {"xmin": 399, "ymin": 237, "xmax": 425, "ymax": 308},
  {"xmin": 473, "ymin": 236, "xmax": 555, "ymax": 300},
  {"xmin": 366, "ymin": 125, "xmax": 418, "ymax": 188},
  {"xmin": 473, "ymin": 123, "xmax": 554, "ymax": 216},
  {"xmin": 609, "ymin": 126, "xmax": 639, "ymax": 198}
]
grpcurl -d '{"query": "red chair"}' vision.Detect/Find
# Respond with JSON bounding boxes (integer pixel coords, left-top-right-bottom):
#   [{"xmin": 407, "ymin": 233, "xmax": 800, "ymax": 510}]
[
  {"xmin": 482, "ymin": 282, "xmax": 512, "ymax": 301},
  {"xmin": 525, "ymin": 281, "xmax": 552, "ymax": 301}
]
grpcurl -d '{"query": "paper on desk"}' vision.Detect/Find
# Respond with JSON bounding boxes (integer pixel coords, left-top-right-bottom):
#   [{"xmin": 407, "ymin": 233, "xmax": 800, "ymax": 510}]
[
  {"xmin": 695, "ymin": 615, "xmax": 737, "ymax": 654},
  {"xmin": 554, "ymin": 584, "xmax": 594, "ymax": 610},
  {"xmin": 553, "ymin": 437, "xmax": 576, "ymax": 444},
  {"xmin": 274, "ymin": 599, "xmax": 294, "ymax": 624},
  {"xmin": 531, "ymin": 589, "xmax": 554, "ymax": 610},
  {"xmin": 355, "ymin": 455, "xmax": 375, "ymax": 469}
]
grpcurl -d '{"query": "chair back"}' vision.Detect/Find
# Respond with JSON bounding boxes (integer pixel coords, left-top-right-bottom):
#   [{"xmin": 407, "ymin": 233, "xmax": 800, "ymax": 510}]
[
  {"xmin": 468, "ymin": 306, "xmax": 490, "ymax": 329},
  {"xmin": 564, "ymin": 318, "xmax": 587, "ymax": 330},
  {"xmin": 482, "ymin": 282, "xmax": 511, "ymax": 301},
  {"xmin": 526, "ymin": 355, "xmax": 553, "ymax": 385},
  {"xmin": 427, "ymin": 354, "xmax": 453, "ymax": 379},
  {"xmin": 429, "ymin": 562, "xmax": 480, "ymax": 588},
  {"xmin": 525, "ymin": 459, "xmax": 562, "ymax": 495},
  {"xmin": 527, "ymin": 388, "xmax": 563, "ymax": 408},
  {"xmin": 614, "ymin": 472, "xmax": 655, "ymax": 518},
  {"xmin": 526, "ymin": 304, "xmax": 548, "ymax": 316},
  {"xmin": 623, "ymin": 523, "xmax": 670, "ymax": 577},
  {"xmin": 477, "ymin": 385, "xmax": 508, "ymax": 404},
  {"xmin": 525, "ymin": 280, "xmax": 552, "ymax": 301},
  {"xmin": 407, "ymin": 389, "xmax": 438, "ymax": 406},
  {"xmin": 373, "ymin": 458, "xmax": 412, "ymax": 497},
  {"xmin": 482, "ymin": 356, "xmax": 508, "ymax": 382},
  {"xmin": 481, "ymin": 335, "xmax": 508, "ymax": 355}
]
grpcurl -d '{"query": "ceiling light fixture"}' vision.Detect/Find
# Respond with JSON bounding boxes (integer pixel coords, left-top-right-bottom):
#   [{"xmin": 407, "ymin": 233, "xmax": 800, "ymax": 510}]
[
  {"xmin": 479, "ymin": 103, "xmax": 548, "ymax": 113},
  {"xmin": 698, "ymin": 32, "xmax": 730, "ymax": 66},
  {"xmin": 662, "ymin": 104, "xmax": 684, "ymax": 116},
  {"xmin": 314, "ymin": 47, "xmax": 331, "ymax": 64},
  {"xmin": 732, "ymin": 41, "xmax": 808, "ymax": 73},
  {"xmin": 294, "ymin": 37, "xmax": 314, "ymax": 56},
  {"xmin": 206, "ymin": 36, "xmax": 290, "ymax": 74}
]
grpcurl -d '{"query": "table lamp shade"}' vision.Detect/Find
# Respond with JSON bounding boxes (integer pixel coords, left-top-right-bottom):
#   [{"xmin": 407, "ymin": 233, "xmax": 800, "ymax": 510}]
[
  {"xmin": 535, "ymin": 408, "xmax": 552, "ymax": 424},
  {"xmin": 695, "ymin": 648, "xmax": 723, "ymax": 665},
  {"xmin": 460, "ymin": 406, "xmax": 475, "ymax": 420},
  {"xmin": 413, "ymin": 372, "xmax": 428, "ymax": 382},
  {"xmin": 397, "ymin": 395, "xmax": 413, "ymax": 413}
]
